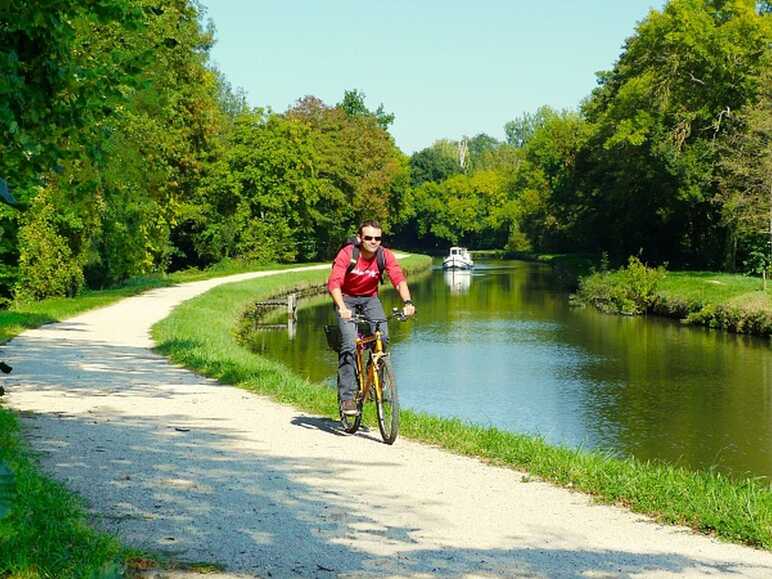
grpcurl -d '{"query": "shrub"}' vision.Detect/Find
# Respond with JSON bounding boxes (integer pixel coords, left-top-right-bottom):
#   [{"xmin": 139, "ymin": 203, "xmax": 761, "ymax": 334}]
[
  {"xmin": 685, "ymin": 303, "xmax": 772, "ymax": 336},
  {"xmin": 14, "ymin": 193, "xmax": 84, "ymax": 301},
  {"xmin": 574, "ymin": 256, "xmax": 666, "ymax": 315}
]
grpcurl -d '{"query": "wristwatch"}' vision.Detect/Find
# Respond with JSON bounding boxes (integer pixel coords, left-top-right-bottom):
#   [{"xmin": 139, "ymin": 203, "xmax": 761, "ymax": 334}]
[{"xmin": 403, "ymin": 300, "xmax": 413, "ymax": 305}]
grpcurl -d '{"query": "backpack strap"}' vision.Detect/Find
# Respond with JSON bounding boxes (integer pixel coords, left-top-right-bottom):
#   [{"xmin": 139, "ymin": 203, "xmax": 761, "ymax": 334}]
[
  {"xmin": 376, "ymin": 246, "xmax": 386, "ymax": 284},
  {"xmin": 346, "ymin": 244, "xmax": 360, "ymax": 274}
]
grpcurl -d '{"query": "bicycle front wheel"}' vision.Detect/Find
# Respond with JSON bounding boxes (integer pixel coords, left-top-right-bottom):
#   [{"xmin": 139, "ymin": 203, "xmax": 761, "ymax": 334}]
[{"xmin": 375, "ymin": 357, "xmax": 399, "ymax": 444}]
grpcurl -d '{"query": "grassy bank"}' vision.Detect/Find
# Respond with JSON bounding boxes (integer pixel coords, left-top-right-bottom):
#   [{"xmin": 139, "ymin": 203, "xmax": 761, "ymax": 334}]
[
  {"xmin": 0, "ymin": 409, "xmax": 127, "ymax": 577},
  {"xmin": 0, "ymin": 259, "xmax": 303, "ymax": 344},
  {"xmin": 574, "ymin": 258, "xmax": 772, "ymax": 336},
  {"xmin": 654, "ymin": 271, "xmax": 772, "ymax": 335},
  {"xmin": 152, "ymin": 254, "xmax": 771, "ymax": 550},
  {"xmin": 0, "ymin": 258, "xmax": 316, "ymax": 577}
]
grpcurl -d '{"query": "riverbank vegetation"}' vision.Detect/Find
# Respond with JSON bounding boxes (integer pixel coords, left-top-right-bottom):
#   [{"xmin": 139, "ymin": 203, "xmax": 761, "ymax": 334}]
[
  {"xmin": 2, "ymin": 1, "xmax": 770, "ymax": 309},
  {"xmin": 0, "ymin": 259, "xmax": 304, "ymax": 344},
  {"xmin": 152, "ymin": 266, "xmax": 772, "ymax": 550},
  {"xmin": 574, "ymin": 257, "xmax": 772, "ymax": 335}
]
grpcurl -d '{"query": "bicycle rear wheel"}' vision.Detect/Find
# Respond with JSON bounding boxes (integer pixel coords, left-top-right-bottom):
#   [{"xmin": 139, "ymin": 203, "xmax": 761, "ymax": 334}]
[{"xmin": 375, "ymin": 357, "xmax": 399, "ymax": 444}]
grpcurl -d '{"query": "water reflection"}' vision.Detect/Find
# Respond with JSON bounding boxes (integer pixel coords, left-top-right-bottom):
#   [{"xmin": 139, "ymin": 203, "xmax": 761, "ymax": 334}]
[
  {"xmin": 443, "ymin": 269, "xmax": 472, "ymax": 295},
  {"xmin": 243, "ymin": 259, "xmax": 772, "ymax": 480}
]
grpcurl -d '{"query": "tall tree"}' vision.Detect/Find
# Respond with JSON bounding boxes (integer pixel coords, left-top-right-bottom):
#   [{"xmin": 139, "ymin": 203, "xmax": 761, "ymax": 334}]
[
  {"xmin": 577, "ymin": 0, "xmax": 770, "ymax": 265},
  {"xmin": 504, "ymin": 106, "xmax": 555, "ymax": 148},
  {"xmin": 716, "ymin": 60, "xmax": 772, "ymax": 272},
  {"xmin": 0, "ymin": 0, "xmax": 142, "ymax": 299},
  {"xmin": 409, "ymin": 140, "xmax": 462, "ymax": 187}
]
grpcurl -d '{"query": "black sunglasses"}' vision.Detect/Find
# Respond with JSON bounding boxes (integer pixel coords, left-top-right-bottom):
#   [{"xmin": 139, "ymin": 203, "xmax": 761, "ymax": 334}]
[{"xmin": 362, "ymin": 236, "xmax": 382, "ymax": 242}]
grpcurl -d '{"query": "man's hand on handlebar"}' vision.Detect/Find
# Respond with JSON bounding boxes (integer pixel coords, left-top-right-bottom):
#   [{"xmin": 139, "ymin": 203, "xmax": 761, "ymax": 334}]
[
  {"xmin": 337, "ymin": 304, "xmax": 353, "ymax": 320},
  {"xmin": 389, "ymin": 307, "xmax": 414, "ymax": 322}
]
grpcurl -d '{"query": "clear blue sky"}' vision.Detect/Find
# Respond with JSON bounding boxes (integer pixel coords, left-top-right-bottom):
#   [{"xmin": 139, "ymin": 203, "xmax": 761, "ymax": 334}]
[{"xmin": 199, "ymin": 0, "xmax": 666, "ymax": 154}]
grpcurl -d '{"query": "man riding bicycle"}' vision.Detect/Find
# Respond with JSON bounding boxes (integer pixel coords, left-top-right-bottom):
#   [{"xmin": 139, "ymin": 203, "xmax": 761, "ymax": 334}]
[{"xmin": 327, "ymin": 220, "xmax": 416, "ymax": 416}]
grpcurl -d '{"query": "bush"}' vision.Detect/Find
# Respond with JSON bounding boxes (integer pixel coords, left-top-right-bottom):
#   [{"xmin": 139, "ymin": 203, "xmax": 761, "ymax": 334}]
[
  {"xmin": 574, "ymin": 256, "xmax": 666, "ymax": 315},
  {"xmin": 14, "ymin": 193, "xmax": 84, "ymax": 301},
  {"xmin": 685, "ymin": 303, "xmax": 772, "ymax": 336}
]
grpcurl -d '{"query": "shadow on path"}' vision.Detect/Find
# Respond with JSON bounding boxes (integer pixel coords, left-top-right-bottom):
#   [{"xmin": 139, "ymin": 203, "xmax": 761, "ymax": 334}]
[{"xmin": 5, "ymin": 328, "xmax": 771, "ymax": 577}]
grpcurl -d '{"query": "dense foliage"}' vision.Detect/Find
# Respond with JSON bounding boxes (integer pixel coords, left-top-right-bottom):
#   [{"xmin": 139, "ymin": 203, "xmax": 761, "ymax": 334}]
[
  {"xmin": 398, "ymin": 0, "xmax": 771, "ymax": 271},
  {"xmin": 0, "ymin": 0, "xmax": 770, "ymax": 304},
  {"xmin": 574, "ymin": 256, "xmax": 667, "ymax": 315}
]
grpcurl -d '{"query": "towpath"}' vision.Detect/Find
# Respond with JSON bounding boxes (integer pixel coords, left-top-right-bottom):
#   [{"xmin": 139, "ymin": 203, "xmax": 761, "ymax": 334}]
[{"xmin": 5, "ymin": 265, "xmax": 772, "ymax": 577}]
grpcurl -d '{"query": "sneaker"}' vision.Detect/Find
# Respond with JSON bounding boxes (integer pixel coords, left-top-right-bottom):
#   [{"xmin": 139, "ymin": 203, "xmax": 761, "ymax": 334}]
[{"xmin": 341, "ymin": 399, "xmax": 359, "ymax": 416}]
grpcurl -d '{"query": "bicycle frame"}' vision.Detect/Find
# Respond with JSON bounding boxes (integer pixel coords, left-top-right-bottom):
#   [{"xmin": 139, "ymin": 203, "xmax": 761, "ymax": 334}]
[{"xmin": 353, "ymin": 321, "xmax": 388, "ymax": 405}]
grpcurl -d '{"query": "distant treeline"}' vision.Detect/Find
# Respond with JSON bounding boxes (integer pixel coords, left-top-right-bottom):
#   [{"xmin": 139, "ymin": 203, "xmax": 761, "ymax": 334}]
[{"xmin": 1, "ymin": 0, "xmax": 770, "ymax": 303}]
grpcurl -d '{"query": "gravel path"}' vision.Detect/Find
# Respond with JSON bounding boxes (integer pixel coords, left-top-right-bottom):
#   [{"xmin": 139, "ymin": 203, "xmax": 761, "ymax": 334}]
[{"xmin": 4, "ymin": 265, "xmax": 772, "ymax": 578}]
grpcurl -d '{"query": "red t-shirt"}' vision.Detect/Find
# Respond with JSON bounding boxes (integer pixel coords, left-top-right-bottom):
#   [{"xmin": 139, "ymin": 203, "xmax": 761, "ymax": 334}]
[{"xmin": 327, "ymin": 246, "xmax": 406, "ymax": 297}]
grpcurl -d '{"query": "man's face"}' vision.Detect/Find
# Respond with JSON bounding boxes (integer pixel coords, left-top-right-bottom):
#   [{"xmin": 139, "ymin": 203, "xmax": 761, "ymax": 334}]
[{"xmin": 359, "ymin": 226, "xmax": 382, "ymax": 254}]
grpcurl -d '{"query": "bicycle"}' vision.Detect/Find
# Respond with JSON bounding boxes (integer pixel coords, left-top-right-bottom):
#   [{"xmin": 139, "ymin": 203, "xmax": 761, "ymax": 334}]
[{"xmin": 324, "ymin": 308, "xmax": 408, "ymax": 444}]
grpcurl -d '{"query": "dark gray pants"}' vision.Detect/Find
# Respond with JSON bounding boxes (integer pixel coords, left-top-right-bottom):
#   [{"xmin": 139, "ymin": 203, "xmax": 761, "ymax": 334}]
[{"xmin": 336, "ymin": 295, "xmax": 389, "ymax": 401}]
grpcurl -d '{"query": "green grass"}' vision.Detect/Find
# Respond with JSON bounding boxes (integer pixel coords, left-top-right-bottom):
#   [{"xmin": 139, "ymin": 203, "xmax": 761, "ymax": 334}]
[
  {"xmin": 0, "ymin": 410, "xmax": 127, "ymax": 578},
  {"xmin": 575, "ymin": 264, "xmax": 772, "ymax": 335},
  {"xmin": 0, "ymin": 258, "xmax": 320, "ymax": 578},
  {"xmin": 152, "ymin": 254, "xmax": 771, "ymax": 550},
  {"xmin": 0, "ymin": 259, "xmax": 308, "ymax": 344},
  {"xmin": 657, "ymin": 271, "xmax": 772, "ymax": 304},
  {"xmin": 655, "ymin": 272, "xmax": 772, "ymax": 335}
]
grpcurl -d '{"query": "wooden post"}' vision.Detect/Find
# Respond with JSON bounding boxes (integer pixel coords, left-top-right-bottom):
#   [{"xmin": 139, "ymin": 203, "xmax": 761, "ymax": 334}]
[{"xmin": 287, "ymin": 293, "xmax": 297, "ymax": 319}]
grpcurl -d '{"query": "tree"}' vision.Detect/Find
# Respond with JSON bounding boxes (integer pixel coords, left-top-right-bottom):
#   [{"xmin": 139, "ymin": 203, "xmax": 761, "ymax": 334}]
[
  {"xmin": 4, "ymin": 0, "xmax": 233, "ymax": 297},
  {"xmin": 337, "ymin": 89, "xmax": 395, "ymax": 130},
  {"xmin": 0, "ymin": 0, "xmax": 141, "ymax": 192},
  {"xmin": 716, "ymin": 60, "xmax": 772, "ymax": 274},
  {"xmin": 409, "ymin": 140, "xmax": 462, "ymax": 187},
  {"xmin": 576, "ymin": 0, "xmax": 771, "ymax": 265},
  {"xmin": 0, "ymin": 0, "xmax": 143, "ymax": 298},
  {"xmin": 504, "ymin": 106, "xmax": 556, "ymax": 148},
  {"xmin": 189, "ymin": 94, "xmax": 408, "ymax": 264},
  {"xmin": 522, "ymin": 109, "xmax": 591, "ymax": 249},
  {"xmin": 466, "ymin": 133, "xmax": 500, "ymax": 170}
]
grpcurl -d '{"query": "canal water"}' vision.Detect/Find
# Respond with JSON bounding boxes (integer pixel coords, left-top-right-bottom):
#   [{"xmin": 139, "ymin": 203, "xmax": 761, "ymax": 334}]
[{"xmin": 245, "ymin": 259, "xmax": 772, "ymax": 480}]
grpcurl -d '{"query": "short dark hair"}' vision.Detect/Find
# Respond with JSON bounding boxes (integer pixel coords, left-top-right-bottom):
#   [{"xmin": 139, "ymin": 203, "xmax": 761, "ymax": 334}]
[{"xmin": 357, "ymin": 220, "xmax": 382, "ymax": 235}]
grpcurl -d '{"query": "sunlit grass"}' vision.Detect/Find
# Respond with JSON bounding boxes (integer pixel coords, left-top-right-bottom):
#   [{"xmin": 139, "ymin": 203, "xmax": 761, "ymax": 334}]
[
  {"xmin": 153, "ymin": 255, "xmax": 771, "ymax": 550},
  {"xmin": 0, "ymin": 409, "xmax": 127, "ymax": 577},
  {"xmin": 653, "ymin": 272, "xmax": 772, "ymax": 335},
  {"xmin": 0, "ymin": 260, "xmax": 309, "ymax": 344},
  {"xmin": 572, "ymin": 261, "xmax": 772, "ymax": 336},
  {"xmin": 0, "ymin": 258, "xmax": 323, "ymax": 577},
  {"xmin": 657, "ymin": 271, "xmax": 772, "ymax": 304}
]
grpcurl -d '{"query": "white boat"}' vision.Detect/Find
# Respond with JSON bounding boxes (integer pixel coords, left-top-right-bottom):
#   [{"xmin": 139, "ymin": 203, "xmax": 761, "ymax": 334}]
[{"xmin": 442, "ymin": 246, "xmax": 474, "ymax": 270}]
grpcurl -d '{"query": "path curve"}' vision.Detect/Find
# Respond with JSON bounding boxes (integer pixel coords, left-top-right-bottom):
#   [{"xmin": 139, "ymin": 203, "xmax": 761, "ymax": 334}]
[{"xmin": 4, "ymin": 265, "xmax": 772, "ymax": 578}]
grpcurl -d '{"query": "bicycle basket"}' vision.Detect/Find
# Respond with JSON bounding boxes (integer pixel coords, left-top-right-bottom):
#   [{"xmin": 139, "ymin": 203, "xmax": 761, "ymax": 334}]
[{"xmin": 324, "ymin": 325, "xmax": 342, "ymax": 352}]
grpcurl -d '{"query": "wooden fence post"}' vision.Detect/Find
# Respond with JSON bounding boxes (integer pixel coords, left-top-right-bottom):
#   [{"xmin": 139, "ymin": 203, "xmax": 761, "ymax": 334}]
[{"xmin": 287, "ymin": 293, "xmax": 297, "ymax": 319}]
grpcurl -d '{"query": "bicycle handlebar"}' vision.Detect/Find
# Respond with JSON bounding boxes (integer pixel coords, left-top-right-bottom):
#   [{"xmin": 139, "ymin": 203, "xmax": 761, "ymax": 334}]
[{"xmin": 348, "ymin": 307, "xmax": 412, "ymax": 325}]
